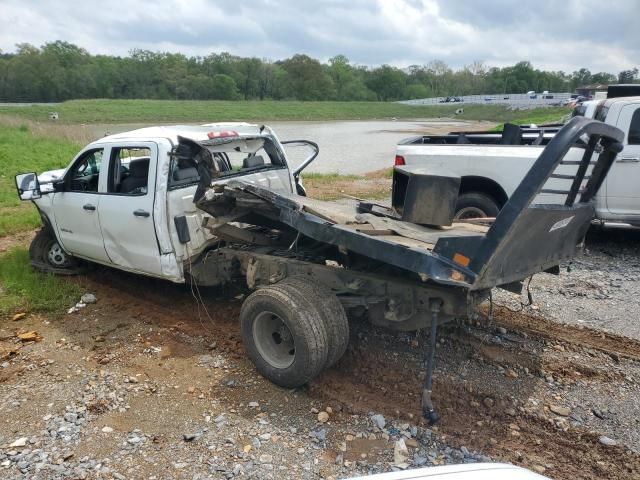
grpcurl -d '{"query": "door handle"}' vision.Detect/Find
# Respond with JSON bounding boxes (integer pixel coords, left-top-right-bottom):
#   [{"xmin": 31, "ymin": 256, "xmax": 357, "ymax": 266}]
[
  {"xmin": 83, "ymin": 204, "xmax": 96, "ymax": 211},
  {"xmin": 133, "ymin": 209, "xmax": 150, "ymax": 218},
  {"xmin": 618, "ymin": 156, "xmax": 640, "ymax": 163}
]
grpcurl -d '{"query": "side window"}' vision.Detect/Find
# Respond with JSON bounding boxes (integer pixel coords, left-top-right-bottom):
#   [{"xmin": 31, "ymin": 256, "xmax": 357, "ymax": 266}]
[
  {"xmin": 108, "ymin": 147, "xmax": 151, "ymax": 195},
  {"xmin": 68, "ymin": 149, "xmax": 103, "ymax": 192},
  {"xmin": 629, "ymin": 109, "xmax": 640, "ymax": 145}
]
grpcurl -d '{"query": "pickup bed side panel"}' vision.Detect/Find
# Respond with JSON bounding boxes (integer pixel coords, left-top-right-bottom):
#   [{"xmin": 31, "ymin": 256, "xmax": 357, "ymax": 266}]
[
  {"xmin": 397, "ymin": 145, "xmax": 597, "ymax": 206},
  {"xmin": 604, "ymin": 102, "xmax": 640, "ymax": 221}
]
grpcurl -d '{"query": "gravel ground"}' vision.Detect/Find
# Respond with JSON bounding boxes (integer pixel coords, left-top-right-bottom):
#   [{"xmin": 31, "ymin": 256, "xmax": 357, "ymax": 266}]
[
  {"xmin": 0, "ymin": 272, "xmax": 493, "ymax": 480},
  {"xmin": 0, "ymin": 226, "xmax": 639, "ymax": 479},
  {"xmin": 493, "ymin": 226, "xmax": 640, "ymax": 340}
]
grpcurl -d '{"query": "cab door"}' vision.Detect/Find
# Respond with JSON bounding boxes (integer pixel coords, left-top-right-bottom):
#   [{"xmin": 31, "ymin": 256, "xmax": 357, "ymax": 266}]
[
  {"xmin": 52, "ymin": 148, "xmax": 111, "ymax": 262},
  {"xmin": 97, "ymin": 142, "xmax": 163, "ymax": 277},
  {"xmin": 606, "ymin": 104, "xmax": 640, "ymax": 219}
]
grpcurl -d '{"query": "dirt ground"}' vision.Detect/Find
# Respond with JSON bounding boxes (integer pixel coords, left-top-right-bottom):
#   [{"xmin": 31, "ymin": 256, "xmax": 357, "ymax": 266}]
[
  {"xmin": 1, "ymin": 226, "xmax": 640, "ymax": 479},
  {"xmin": 303, "ymin": 177, "xmax": 390, "ymax": 202}
]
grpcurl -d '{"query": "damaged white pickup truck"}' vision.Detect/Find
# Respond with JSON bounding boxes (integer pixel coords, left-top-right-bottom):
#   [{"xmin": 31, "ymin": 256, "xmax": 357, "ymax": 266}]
[
  {"xmin": 15, "ymin": 118, "xmax": 624, "ymax": 423},
  {"xmin": 16, "ymin": 123, "xmax": 303, "ymax": 280}
]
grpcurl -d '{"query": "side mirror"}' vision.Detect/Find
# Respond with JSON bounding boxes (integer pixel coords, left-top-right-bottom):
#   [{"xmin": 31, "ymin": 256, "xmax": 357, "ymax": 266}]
[
  {"xmin": 15, "ymin": 172, "xmax": 41, "ymax": 200},
  {"xmin": 295, "ymin": 177, "xmax": 307, "ymax": 196}
]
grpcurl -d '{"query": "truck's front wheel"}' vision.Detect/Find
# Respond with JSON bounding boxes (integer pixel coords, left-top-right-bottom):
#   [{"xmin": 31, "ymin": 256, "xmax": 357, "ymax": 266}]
[
  {"xmin": 454, "ymin": 192, "xmax": 500, "ymax": 220},
  {"xmin": 240, "ymin": 281, "xmax": 329, "ymax": 388},
  {"xmin": 29, "ymin": 229, "xmax": 80, "ymax": 274}
]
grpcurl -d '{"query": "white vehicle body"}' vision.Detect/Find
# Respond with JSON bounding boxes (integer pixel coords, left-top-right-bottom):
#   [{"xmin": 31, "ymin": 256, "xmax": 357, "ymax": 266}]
[
  {"xmin": 28, "ymin": 123, "xmax": 295, "ymax": 282},
  {"xmin": 347, "ymin": 463, "xmax": 548, "ymax": 480},
  {"xmin": 396, "ymin": 96, "xmax": 640, "ymax": 225}
]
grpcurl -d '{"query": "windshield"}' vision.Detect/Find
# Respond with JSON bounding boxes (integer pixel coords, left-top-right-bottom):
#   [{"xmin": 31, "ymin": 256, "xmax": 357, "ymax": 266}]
[{"xmin": 204, "ymin": 137, "xmax": 284, "ymax": 174}]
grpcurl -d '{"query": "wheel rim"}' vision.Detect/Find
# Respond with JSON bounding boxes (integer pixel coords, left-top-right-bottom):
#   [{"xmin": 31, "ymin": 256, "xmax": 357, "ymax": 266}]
[
  {"xmin": 252, "ymin": 311, "xmax": 295, "ymax": 369},
  {"xmin": 454, "ymin": 206, "xmax": 487, "ymax": 220},
  {"xmin": 47, "ymin": 242, "xmax": 69, "ymax": 267}
]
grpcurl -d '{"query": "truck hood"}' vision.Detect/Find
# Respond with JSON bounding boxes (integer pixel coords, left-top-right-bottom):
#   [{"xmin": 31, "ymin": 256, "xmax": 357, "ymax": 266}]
[{"xmin": 37, "ymin": 168, "xmax": 65, "ymax": 192}]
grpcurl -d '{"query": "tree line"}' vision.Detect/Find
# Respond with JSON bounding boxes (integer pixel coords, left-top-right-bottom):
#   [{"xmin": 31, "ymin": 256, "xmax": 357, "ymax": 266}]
[{"xmin": 0, "ymin": 41, "xmax": 636, "ymax": 103}]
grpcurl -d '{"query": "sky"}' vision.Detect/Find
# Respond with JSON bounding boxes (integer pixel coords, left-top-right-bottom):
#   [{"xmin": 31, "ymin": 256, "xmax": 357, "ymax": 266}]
[{"xmin": 0, "ymin": 0, "xmax": 638, "ymax": 73}]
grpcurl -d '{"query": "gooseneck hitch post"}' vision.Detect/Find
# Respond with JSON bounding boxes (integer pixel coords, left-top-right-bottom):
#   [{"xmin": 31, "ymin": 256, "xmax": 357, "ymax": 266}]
[{"xmin": 421, "ymin": 299, "xmax": 442, "ymax": 425}]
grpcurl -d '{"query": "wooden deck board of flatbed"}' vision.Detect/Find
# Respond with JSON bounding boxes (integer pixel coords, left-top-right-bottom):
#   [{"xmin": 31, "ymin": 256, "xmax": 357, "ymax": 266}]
[{"xmin": 295, "ymin": 196, "xmax": 489, "ymax": 251}]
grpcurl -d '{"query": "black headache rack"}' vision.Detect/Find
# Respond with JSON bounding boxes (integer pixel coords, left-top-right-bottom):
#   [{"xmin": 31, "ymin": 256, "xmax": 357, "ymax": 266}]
[{"xmin": 434, "ymin": 116, "xmax": 624, "ymax": 290}]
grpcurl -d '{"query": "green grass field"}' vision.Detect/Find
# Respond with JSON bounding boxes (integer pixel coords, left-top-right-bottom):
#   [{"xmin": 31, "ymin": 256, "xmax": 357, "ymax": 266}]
[
  {"xmin": 0, "ymin": 99, "xmax": 570, "ymax": 124},
  {"xmin": 0, "ymin": 247, "xmax": 83, "ymax": 314},
  {"xmin": 0, "ymin": 125, "xmax": 80, "ymax": 236}
]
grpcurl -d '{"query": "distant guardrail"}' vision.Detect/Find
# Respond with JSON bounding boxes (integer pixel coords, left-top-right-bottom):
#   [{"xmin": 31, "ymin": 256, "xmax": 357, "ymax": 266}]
[{"xmin": 398, "ymin": 92, "xmax": 573, "ymax": 109}]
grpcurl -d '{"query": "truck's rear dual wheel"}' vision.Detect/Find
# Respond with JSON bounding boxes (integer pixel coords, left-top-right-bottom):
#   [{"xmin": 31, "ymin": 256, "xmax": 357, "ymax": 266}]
[
  {"xmin": 240, "ymin": 278, "xmax": 348, "ymax": 388},
  {"xmin": 282, "ymin": 276, "xmax": 349, "ymax": 368}
]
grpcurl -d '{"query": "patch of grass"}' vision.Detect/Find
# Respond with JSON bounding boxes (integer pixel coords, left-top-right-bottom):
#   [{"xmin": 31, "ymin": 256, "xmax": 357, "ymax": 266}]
[
  {"xmin": 0, "ymin": 207, "xmax": 41, "ymax": 237},
  {"xmin": 0, "ymin": 99, "xmax": 571, "ymax": 124},
  {"xmin": 365, "ymin": 168, "xmax": 394, "ymax": 179},
  {"xmin": 302, "ymin": 171, "xmax": 391, "ymax": 201},
  {"xmin": 0, "ymin": 247, "xmax": 82, "ymax": 314},
  {"xmin": 490, "ymin": 110, "xmax": 569, "ymax": 132},
  {"xmin": 302, "ymin": 172, "xmax": 361, "ymax": 181},
  {"xmin": 0, "ymin": 125, "xmax": 80, "ymax": 236}
]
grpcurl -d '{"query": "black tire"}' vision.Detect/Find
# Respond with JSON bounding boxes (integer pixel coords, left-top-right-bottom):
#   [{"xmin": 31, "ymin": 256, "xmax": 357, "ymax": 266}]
[
  {"xmin": 454, "ymin": 192, "xmax": 500, "ymax": 220},
  {"xmin": 29, "ymin": 229, "xmax": 79, "ymax": 273},
  {"xmin": 240, "ymin": 282, "xmax": 329, "ymax": 388},
  {"xmin": 280, "ymin": 276, "xmax": 349, "ymax": 368}
]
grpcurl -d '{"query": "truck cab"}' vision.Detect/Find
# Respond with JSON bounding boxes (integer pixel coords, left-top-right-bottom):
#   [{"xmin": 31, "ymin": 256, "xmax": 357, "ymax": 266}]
[
  {"xmin": 593, "ymin": 96, "xmax": 640, "ymax": 222},
  {"xmin": 16, "ymin": 123, "xmax": 299, "ymax": 280}
]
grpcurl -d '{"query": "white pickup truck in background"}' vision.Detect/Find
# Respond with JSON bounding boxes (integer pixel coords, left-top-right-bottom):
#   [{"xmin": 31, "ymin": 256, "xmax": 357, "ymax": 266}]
[{"xmin": 395, "ymin": 96, "xmax": 640, "ymax": 226}]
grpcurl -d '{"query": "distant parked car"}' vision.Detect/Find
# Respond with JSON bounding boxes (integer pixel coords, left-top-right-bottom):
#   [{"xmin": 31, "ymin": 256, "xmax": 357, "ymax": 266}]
[{"xmin": 439, "ymin": 96, "xmax": 462, "ymax": 103}]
